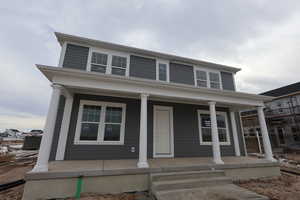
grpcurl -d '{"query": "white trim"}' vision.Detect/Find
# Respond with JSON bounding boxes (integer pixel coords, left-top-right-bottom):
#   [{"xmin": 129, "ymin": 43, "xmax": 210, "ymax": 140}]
[
  {"xmin": 197, "ymin": 110, "xmax": 231, "ymax": 145},
  {"xmin": 156, "ymin": 59, "xmax": 170, "ymax": 82},
  {"xmin": 153, "ymin": 105, "xmax": 174, "ymax": 158},
  {"xmin": 74, "ymin": 100, "xmax": 126, "ymax": 145},
  {"xmin": 230, "ymin": 111, "xmax": 241, "ymax": 156},
  {"xmin": 38, "ymin": 65, "xmax": 271, "ymax": 106},
  {"xmin": 58, "ymin": 42, "xmax": 67, "ymax": 67},
  {"xmin": 238, "ymin": 111, "xmax": 248, "ymax": 156},
  {"xmin": 55, "ymin": 93, "xmax": 73, "ymax": 160},
  {"xmin": 87, "ymin": 47, "xmax": 130, "ymax": 77}
]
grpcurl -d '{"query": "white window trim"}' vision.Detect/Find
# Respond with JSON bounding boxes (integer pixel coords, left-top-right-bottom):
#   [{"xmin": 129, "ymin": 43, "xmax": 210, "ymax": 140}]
[
  {"xmin": 74, "ymin": 100, "xmax": 126, "ymax": 145},
  {"xmin": 194, "ymin": 66, "xmax": 223, "ymax": 90},
  {"xmin": 87, "ymin": 47, "xmax": 130, "ymax": 77},
  {"xmin": 197, "ymin": 110, "xmax": 231, "ymax": 145},
  {"xmin": 156, "ymin": 59, "xmax": 170, "ymax": 82}
]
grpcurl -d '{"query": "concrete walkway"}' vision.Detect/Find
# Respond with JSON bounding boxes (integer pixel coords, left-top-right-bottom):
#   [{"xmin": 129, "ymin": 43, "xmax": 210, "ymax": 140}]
[{"xmin": 155, "ymin": 184, "xmax": 269, "ymax": 200}]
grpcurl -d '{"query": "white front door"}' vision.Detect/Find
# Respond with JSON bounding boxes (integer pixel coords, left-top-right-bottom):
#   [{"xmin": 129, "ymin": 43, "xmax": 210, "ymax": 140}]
[{"xmin": 153, "ymin": 106, "xmax": 174, "ymax": 158}]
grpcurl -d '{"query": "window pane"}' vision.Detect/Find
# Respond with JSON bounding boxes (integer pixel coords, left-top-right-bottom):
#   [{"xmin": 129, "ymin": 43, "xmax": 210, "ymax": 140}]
[
  {"xmin": 201, "ymin": 114, "xmax": 211, "ymax": 128},
  {"xmin": 209, "ymin": 72, "xmax": 220, "ymax": 82},
  {"xmin": 82, "ymin": 105, "xmax": 101, "ymax": 122},
  {"xmin": 196, "ymin": 70, "xmax": 207, "ymax": 80},
  {"xmin": 80, "ymin": 123, "xmax": 98, "ymax": 140},
  {"xmin": 197, "ymin": 80, "xmax": 207, "ymax": 88},
  {"xmin": 91, "ymin": 64, "xmax": 106, "ymax": 73},
  {"xmin": 159, "ymin": 63, "xmax": 167, "ymax": 81},
  {"xmin": 111, "ymin": 67, "xmax": 126, "ymax": 76},
  {"xmin": 112, "ymin": 56, "xmax": 127, "ymax": 68},
  {"xmin": 92, "ymin": 52, "xmax": 107, "ymax": 65},
  {"xmin": 218, "ymin": 128, "xmax": 227, "ymax": 142},
  {"xmin": 210, "ymin": 82, "xmax": 220, "ymax": 89},
  {"xmin": 202, "ymin": 128, "xmax": 212, "ymax": 142},
  {"xmin": 104, "ymin": 124, "xmax": 121, "ymax": 141},
  {"xmin": 105, "ymin": 107, "xmax": 122, "ymax": 123},
  {"xmin": 217, "ymin": 115, "xmax": 226, "ymax": 128}
]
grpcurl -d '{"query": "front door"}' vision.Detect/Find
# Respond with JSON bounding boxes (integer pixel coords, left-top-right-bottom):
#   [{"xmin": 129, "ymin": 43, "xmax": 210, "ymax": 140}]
[{"xmin": 153, "ymin": 106, "xmax": 174, "ymax": 158}]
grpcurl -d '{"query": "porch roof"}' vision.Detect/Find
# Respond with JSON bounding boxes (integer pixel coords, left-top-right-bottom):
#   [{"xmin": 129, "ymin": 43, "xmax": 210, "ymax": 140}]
[{"xmin": 37, "ymin": 65, "xmax": 274, "ymax": 108}]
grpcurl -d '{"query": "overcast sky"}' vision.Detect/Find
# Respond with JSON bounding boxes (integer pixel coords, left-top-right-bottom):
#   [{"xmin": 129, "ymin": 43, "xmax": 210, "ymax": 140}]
[{"xmin": 0, "ymin": 0, "xmax": 300, "ymax": 131}]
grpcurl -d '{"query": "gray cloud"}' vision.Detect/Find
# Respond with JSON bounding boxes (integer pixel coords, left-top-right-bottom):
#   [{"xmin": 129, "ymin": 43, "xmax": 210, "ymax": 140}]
[{"xmin": 0, "ymin": 0, "xmax": 300, "ymax": 130}]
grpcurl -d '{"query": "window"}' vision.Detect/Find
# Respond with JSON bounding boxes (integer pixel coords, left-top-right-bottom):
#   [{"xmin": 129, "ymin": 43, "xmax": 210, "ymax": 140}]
[
  {"xmin": 91, "ymin": 52, "xmax": 108, "ymax": 73},
  {"xmin": 197, "ymin": 110, "xmax": 230, "ymax": 145},
  {"xmin": 111, "ymin": 55, "xmax": 127, "ymax": 76},
  {"xmin": 156, "ymin": 60, "xmax": 169, "ymax": 82},
  {"xmin": 89, "ymin": 50, "xmax": 129, "ymax": 76},
  {"xmin": 209, "ymin": 72, "xmax": 221, "ymax": 89},
  {"xmin": 194, "ymin": 67, "xmax": 222, "ymax": 89},
  {"xmin": 74, "ymin": 100, "xmax": 126, "ymax": 145},
  {"xmin": 195, "ymin": 70, "xmax": 207, "ymax": 88}
]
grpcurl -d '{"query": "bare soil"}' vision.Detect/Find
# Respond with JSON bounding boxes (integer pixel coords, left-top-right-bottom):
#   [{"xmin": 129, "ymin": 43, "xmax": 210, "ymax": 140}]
[{"xmin": 237, "ymin": 174, "xmax": 300, "ymax": 200}]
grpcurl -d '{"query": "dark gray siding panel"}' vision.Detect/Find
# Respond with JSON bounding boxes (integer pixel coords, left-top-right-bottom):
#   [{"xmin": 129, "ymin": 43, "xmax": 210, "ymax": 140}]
[
  {"xmin": 49, "ymin": 95, "xmax": 66, "ymax": 161},
  {"xmin": 64, "ymin": 94, "xmax": 237, "ymax": 160},
  {"xmin": 169, "ymin": 63, "xmax": 194, "ymax": 85},
  {"xmin": 221, "ymin": 72, "xmax": 235, "ymax": 91},
  {"xmin": 235, "ymin": 112, "xmax": 246, "ymax": 156},
  {"xmin": 62, "ymin": 44, "xmax": 89, "ymax": 70},
  {"xmin": 129, "ymin": 55, "xmax": 156, "ymax": 80},
  {"xmin": 64, "ymin": 94, "xmax": 140, "ymax": 160}
]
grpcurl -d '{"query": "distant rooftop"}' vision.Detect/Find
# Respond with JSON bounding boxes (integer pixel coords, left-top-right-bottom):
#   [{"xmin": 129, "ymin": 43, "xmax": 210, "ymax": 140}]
[{"xmin": 260, "ymin": 82, "xmax": 300, "ymax": 97}]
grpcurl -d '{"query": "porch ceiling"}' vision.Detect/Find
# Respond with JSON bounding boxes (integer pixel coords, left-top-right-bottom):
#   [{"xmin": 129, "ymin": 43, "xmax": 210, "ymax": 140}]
[{"xmin": 37, "ymin": 65, "xmax": 273, "ymax": 109}]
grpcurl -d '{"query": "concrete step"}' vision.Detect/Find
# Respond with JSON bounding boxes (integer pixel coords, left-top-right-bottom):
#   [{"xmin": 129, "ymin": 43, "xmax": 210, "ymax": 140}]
[
  {"xmin": 151, "ymin": 170, "xmax": 225, "ymax": 182},
  {"xmin": 152, "ymin": 176, "xmax": 232, "ymax": 192},
  {"xmin": 151, "ymin": 170, "xmax": 225, "ymax": 181}
]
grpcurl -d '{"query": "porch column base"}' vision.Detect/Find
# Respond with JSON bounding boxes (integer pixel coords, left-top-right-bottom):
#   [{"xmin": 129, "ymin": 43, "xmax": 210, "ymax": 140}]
[
  {"xmin": 31, "ymin": 164, "xmax": 48, "ymax": 172},
  {"xmin": 137, "ymin": 161, "xmax": 149, "ymax": 168},
  {"xmin": 213, "ymin": 158, "xmax": 224, "ymax": 165}
]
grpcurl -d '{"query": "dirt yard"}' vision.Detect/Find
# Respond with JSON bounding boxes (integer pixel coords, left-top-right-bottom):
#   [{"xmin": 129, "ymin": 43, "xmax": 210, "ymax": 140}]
[{"xmin": 237, "ymin": 174, "xmax": 300, "ymax": 200}]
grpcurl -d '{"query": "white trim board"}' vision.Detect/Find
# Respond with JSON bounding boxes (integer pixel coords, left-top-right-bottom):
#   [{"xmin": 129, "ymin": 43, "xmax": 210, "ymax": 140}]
[{"xmin": 153, "ymin": 105, "xmax": 174, "ymax": 158}]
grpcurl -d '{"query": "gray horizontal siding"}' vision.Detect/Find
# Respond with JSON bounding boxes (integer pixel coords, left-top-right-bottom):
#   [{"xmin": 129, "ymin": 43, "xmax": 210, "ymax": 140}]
[
  {"xmin": 49, "ymin": 95, "xmax": 66, "ymax": 161},
  {"xmin": 64, "ymin": 94, "xmax": 140, "ymax": 160},
  {"xmin": 62, "ymin": 94, "xmax": 238, "ymax": 160},
  {"xmin": 63, "ymin": 44, "xmax": 89, "ymax": 70},
  {"xmin": 221, "ymin": 71, "xmax": 235, "ymax": 91},
  {"xmin": 129, "ymin": 55, "xmax": 156, "ymax": 80},
  {"xmin": 169, "ymin": 62, "xmax": 194, "ymax": 85}
]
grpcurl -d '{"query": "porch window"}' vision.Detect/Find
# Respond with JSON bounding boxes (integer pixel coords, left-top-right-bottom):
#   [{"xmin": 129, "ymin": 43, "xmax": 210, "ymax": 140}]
[
  {"xmin": 197, "ymin": 110, "xmax": 230, "ymax": 145},
  {"xmin": 91, "ymin": 52, "xmax": 108, "ymax": 73},
  {"xmin": 74, "ymin": 100, "xmax": 126, "ymax": 145}
]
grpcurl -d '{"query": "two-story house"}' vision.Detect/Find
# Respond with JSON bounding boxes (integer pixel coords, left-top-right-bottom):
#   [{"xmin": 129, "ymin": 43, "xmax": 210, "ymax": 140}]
[{"xmin": 23, "ymin": 33, "xmax": 279, "ymax": 200}]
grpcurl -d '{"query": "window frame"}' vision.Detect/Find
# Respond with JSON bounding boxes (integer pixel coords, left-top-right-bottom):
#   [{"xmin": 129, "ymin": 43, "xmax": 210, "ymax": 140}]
[
  {"xmin": 74, "ymin": 100, "xmax": 126, "ymax": 145},
  {"xmin": 156, "ymin": 59, "xmax": 170, "ymax": 82},
  {"xmin": 87, "ymin": 47, "xmax": 130, "ymax": 77},
  {"xmin": 197, "ymin": 110, "xmax": 231, "ymax": 145},
  {"xmin": 193, "ymin": 66, "xmax": 223, "ymax": 90}
]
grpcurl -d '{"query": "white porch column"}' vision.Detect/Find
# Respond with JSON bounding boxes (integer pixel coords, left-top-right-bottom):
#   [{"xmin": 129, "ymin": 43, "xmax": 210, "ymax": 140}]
[
  {"xmin": 208, "ymin": 102, "xmax": 224, "ymax": 164},
  {"xmin": 257, "ymin": 106, "xmax": 276, "ymax": 162},
  {"xmin": 55, "ymin": 91, "xmax": 73, "ymax": 160},
  {"xmin": 230, "ymin": 111, "xmax": 241, "ymax": 156},
  {"xmin": 137, "ymin": 93, "xmax": 149, "ymax": 168},
  {"xmin": 32, "ymin": 84, "xmax": 62, "ymax": 172}
]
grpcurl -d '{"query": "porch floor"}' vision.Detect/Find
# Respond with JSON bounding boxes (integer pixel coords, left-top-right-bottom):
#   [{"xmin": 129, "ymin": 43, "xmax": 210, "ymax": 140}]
[{"xmin": 48, "ymin": 156, "xmax": 272, "ymax": 172}]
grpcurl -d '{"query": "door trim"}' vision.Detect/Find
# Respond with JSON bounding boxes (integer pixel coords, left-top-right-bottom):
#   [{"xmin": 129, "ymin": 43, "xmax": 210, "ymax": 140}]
[{"xmin": 153, "ymin": 105, "xmax": 174, "ymax": 158}]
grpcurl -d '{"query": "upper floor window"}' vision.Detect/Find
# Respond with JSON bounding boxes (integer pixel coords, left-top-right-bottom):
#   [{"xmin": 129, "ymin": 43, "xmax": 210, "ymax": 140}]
[
  {"xmin": 209, "ymin": 72, "xmax": 221, "ymax": 89},
  {"xmin": 89, "ymin": 50, "xmax": 129, "ymax": 76},
  {"xmin": 91, "ymin": 52, "xmax": 108, "ymax": 73},
  {"xmin": 194, "ymin": 68, "xmax": 222, "ymax": 89},
  {"xmin": 156, "ymin": 60, "xmax": 169, "ymax": 82}
]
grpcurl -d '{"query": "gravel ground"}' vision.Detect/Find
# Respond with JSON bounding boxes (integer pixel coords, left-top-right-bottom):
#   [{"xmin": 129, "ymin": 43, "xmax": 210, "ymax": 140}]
[{"xmin": 236, "ymin": 174, "xmax": 300, "ymax": 200}]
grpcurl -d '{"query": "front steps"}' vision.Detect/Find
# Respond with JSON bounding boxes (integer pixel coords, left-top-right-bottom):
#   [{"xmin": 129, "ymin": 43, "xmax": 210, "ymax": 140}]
[
  {"xmin": 150, "ymin": 170, "xmax": 269, "ymax": 200},
  {"xmin": 151, "ymin": 170, "xmax": 231, "ymax": 194}
]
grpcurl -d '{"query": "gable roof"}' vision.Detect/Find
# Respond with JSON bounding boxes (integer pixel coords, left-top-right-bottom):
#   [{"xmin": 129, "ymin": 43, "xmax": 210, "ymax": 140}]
[
  {"xmin": 260, "ymin": 82, "xmax": 300, "ymax": 97},
  {"xmin": 55, "ymin": 32, "xmax": 241, "ymax": 73}
]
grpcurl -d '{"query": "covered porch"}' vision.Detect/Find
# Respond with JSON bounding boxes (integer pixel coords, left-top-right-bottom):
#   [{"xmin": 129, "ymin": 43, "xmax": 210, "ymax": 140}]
[{"xmin": 32, "ymin": 65, "xmax": 276, "ymax": 173}]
